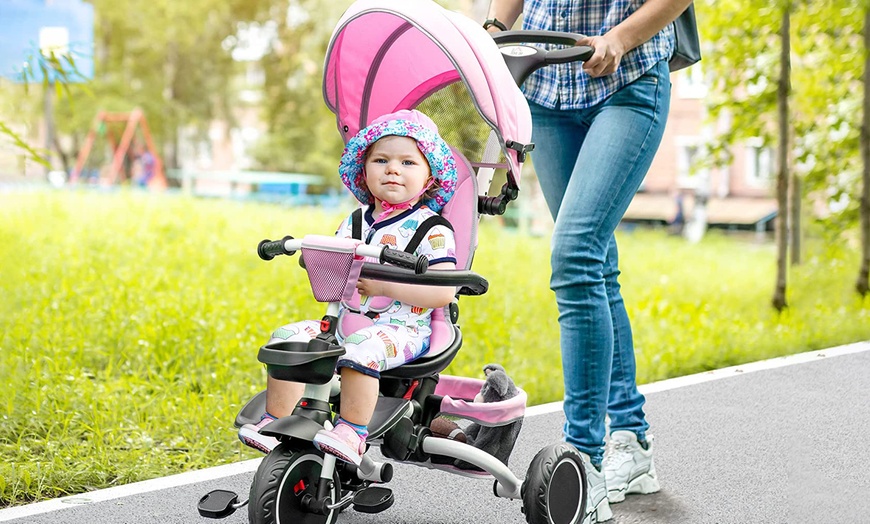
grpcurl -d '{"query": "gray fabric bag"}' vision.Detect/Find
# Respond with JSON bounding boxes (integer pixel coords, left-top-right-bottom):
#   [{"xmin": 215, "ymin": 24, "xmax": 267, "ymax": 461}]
[{"xmin": 669, "ymin": 3, "xmax": 701, "ymax": 72}]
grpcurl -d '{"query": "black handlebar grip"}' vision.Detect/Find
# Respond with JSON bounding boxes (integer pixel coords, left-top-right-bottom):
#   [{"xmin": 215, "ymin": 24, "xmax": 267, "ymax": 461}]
[
  {"xmin": 380, "ymin": 247, "xmax": 429, "ymax": 274},
  {"xmin": 257, "ymin": 236, "xmax": 294, "ymax": 261},
  {"xmin": 545, "ymin": 45, "xmax": 594, "ymax": 64},
  {"xmin": 491, "ymin": 30, "xmax": 585, "ymax": 46}
]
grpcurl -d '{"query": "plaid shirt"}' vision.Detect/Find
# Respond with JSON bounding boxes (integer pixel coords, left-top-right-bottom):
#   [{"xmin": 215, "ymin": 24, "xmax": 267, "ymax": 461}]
[{"xmin": 522, "ymin": 0, "xmax": 675, "ymax": 109}]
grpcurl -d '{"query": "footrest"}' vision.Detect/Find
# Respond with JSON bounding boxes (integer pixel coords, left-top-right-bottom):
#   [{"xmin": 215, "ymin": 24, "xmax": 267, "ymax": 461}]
[
  {"xmin": 352, "ymin": 486, "xmax": 394, "ymax": 514},
  {"xmin": 197, "ymin": 489, "xmax": 240, "ymax": 519}
]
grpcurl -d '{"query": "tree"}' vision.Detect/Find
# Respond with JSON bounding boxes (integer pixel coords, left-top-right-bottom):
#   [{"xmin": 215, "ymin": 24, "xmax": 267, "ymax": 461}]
[
  {"xmin": 1, "ymin": 45, "xmax": 86, "ymax": 170},
  {"xmin": 772, "ymin": 2, "xmax": 791, "ymax": 311},
  {"xmin": 698, "ymin": 0, "xmax": 794, "ymax": 309},
  {"xmin": 859, "ymin": 5, "xmax": 870, "ymax": 296},
  {"xmin": 698, "ymin": 0, "xmax": 870, "ymax": 306},
  {"xmin": 8, "ymin": 0, "xmax": 278, "ymax": 175},
  {"xmin": 247, "ymin": 0, "xmax": 353, "ymax": 184},
  {"xmin": 790, "ymin": 1, "xmax": 866, "ymax": 295}
]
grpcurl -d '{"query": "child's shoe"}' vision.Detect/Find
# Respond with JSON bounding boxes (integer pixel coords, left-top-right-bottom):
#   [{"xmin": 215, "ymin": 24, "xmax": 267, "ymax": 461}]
[
  {"xmin": 313, "ymin": 423, "xmax": 366, "ymax": 465},
  {"xmin": 238, "ymin": 414, "xmax": 279, "ymax": 453},
  {"xmin": 603, "ymin": 430, "xmax": 660, "ymax": 503}
]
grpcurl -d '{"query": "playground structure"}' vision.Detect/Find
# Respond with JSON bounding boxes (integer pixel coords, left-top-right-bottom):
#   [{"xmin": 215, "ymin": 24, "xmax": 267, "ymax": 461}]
[{"xmin": 70, "ymin": 108, "xmax": 167, "ymax": 189}]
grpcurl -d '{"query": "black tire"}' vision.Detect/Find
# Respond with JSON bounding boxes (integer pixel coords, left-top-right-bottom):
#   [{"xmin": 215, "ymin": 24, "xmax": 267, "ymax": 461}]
[
  {"xmin": 521, "ymin": 442, "xmax": 587, "ymax": 524},
  {"xmin": 248, "ymin": 444, "xmax": 340, "ymax": 524}
]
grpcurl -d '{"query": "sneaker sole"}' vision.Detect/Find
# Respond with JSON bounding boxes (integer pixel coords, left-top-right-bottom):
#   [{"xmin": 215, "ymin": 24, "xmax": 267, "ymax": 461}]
[
  {"xmin": 583, "ymin": 494, "xmax": 613, "ymax": 523},
  {"xmin": 314, "ymin": 442, "xmax": 362, "ymax": 466},
  {"xmin": 607, "ymin": 472, "xmax": 660, "ymax": 503},
  {"xmin": 238, "ymin": 430, "xmax": 279, "ymax": 454},
  {"xmin": 240, "ymin": 436, "xmax": 274, "ymax": 454}
]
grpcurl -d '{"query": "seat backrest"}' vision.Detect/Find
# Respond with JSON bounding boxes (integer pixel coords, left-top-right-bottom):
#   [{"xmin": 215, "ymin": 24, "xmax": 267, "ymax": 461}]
[
  {"xmin": 441, "ymin": 147, "xmax": 478, "ymax": 270},
  {"xmin": 425, "ymin": 147, "xmax": 478, "ymax": 358}
]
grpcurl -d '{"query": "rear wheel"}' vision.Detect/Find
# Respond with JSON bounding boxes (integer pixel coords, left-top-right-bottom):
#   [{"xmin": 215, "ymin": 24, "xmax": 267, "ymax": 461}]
[
  {"xmin": 521, "ymin": 442, "xmax": 587, "ymax": 524},
  {"xmin": 248, "ymin": 445, "xmax": 340, "ymax": 524}
]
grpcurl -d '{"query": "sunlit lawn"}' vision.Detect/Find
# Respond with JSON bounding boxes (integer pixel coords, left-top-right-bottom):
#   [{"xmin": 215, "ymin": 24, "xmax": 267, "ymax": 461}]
[{"xmin": 1, "ymin": 189, "xmax": 868, "ymax": 506}]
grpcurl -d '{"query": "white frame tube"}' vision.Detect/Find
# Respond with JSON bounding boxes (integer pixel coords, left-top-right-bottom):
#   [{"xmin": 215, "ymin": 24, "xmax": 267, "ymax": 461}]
[{"xmin": 421, "ymin": 437, "xmax": 522, "ymax": 499}]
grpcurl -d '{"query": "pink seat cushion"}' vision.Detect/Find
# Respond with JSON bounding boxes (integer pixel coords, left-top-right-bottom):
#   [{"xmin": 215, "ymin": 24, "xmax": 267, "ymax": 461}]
[
  {"xmin": 426, "ymin": 306, "xmax": 454, "ymax": 357},
  {"xmin": 425, "ymin": 148, "xmax": 477, "ymax": 358},
  {"xmin": 441, "ymin": 147, "xmax": 478, "ymax": 271}
]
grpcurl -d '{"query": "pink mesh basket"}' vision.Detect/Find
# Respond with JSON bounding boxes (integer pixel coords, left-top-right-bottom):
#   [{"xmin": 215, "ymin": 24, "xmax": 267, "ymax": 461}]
[{"xmin": 301, "ymin": 236, "xmax": 365, "ymax": 303}]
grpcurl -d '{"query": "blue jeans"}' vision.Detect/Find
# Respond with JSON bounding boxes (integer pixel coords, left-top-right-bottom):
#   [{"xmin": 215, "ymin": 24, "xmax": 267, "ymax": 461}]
[{"xmin": 529, "ymin": 60, "xmax": 671, "ymax": 465}]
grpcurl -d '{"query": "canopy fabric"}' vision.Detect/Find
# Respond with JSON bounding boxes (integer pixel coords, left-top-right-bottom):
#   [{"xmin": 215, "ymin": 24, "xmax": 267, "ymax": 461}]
[{"xmin": 323, "ymin": 0, "xmax": 531, "ymax": 186}]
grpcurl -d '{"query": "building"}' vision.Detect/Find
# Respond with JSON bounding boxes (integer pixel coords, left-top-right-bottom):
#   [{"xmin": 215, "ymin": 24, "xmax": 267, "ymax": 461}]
[{"xmin": 624, "ymin": 66, "xmax": 778, "ymax": 232}]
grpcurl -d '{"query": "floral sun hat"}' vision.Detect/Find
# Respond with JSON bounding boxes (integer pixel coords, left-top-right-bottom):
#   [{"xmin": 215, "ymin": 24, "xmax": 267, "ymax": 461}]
[{"xmin": 339, "ymin": 109, "xmax": 457, "ymax": 213}]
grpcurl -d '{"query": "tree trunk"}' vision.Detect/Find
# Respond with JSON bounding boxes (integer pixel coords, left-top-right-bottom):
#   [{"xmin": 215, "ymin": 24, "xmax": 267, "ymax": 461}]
[
  {"xmin": 772, "ymin": 3, "xmax": 791, "ymax": 311},
  {"xmin": 52, "ymin": 134, "xmax": 70, "ymax": 174},
  {"xmin": 43, "ymin": 83, "xmax": 55, "ymax": 176},
  {"xmin": 858, "ymin": 6, "xmax": 870, "ymax": 296},
  {"xmin": 790, "ymin": 175, "xmax": 801, "ymax": 266},
  {"xmin": 163, "ymin": 42, "xmax": 179, "ymax": 170}
]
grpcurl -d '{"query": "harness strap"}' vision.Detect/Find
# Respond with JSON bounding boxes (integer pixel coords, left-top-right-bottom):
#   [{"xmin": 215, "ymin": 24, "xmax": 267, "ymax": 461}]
[
  {"xmin": 403, "ymin": 215, "xmax": 454, "ymax": 255},
  {"xmin": 352, "ymin": 207, "xmax": 453, "ymax": 255},
  {"xmin": 351, "ymin": 208, "xmax": 363, "ymax": 240}
]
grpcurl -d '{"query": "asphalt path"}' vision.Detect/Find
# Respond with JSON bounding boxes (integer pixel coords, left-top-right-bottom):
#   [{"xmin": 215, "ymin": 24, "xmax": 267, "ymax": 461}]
[{"xmin": 2, "ymin": 342, "xmax": 869, "ymax": 524}]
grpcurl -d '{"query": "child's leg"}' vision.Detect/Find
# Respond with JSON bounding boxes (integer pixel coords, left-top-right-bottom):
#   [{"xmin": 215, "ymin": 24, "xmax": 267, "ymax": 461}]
[
  {"xmin": 314, "ymin": 324, "xmax": 429, "ymax": 463},
  {"xmin": 266, "ymin": 377, "xmax": 305, "ymax": 418},
  {"xmin": 337, "ymin": 323, "xmax": 427, "ymax": 423},
  {"xmin": 239, "ymin": 320, "xmax": 322, "ymax": 453},
  {"xmin": 263, "ymin": 320, "xmax": 321, "ymax": 417},
  {"xmin": 337, "ymin": 368, "xmax": 379, "ymax": 426}
]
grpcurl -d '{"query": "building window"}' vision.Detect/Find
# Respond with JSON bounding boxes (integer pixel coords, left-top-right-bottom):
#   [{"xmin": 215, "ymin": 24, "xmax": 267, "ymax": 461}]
[
  {"xmin": 676, "ymin": 137, "xmax": 707, "ymax": 190},
  {"xmin": 677, "ymin": 64, "xmax": 707, "ymax": 99},
  {"xmin": 745, "ymin": 138, "xmax": 774, "ymax": 187}
]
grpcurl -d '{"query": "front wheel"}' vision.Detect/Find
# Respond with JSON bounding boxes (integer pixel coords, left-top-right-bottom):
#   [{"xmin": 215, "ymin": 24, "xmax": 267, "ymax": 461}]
[
  {"xmin": 521, "ymin": 442, "xmax": 587, "ymax": 524},
  {"xmin": 248, "ymin": 444, "xmax": 340, "ymax": 524}
]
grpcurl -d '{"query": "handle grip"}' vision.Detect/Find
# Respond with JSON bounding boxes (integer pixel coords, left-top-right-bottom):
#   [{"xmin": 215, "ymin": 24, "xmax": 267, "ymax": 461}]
[
  {"xmin": 491, "ymin": 30, "xmax": 594, "ymax": 86},
  {"xmin": 257, "ymin": 236, "xmax": 295, "ymax": 261},
  {"xmin": 491, "ymin": 29, "xmax": 585, "ymax": 46},
  {"xmin": 545, "ymin": 46, "xmax": 594, "ymax": 64},
  {"xmin": 380, "ymin": 248, "xmax": 429, "ymax": 274}
]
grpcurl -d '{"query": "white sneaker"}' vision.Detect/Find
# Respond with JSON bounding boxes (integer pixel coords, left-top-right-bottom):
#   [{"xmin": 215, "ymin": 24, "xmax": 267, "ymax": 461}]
[
  {"xmin": 238, "ymin": 415, "xmax": 279, "ymax": 453},
  {"xmin": 603, "ymin": 430, "xmax": 660, "ymax": 503},
  {"xmin": 579, "ymin": 452, "xmax": 613, "ymax": 524}
]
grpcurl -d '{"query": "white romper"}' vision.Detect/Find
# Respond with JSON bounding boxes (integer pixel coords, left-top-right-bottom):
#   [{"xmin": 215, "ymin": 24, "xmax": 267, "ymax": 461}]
[{"xmin": 267, "ymin": 202, "xmax": 456, "ymax": 378}]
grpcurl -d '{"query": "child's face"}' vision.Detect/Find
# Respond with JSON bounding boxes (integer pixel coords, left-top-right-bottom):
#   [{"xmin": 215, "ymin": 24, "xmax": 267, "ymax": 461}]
[{"xmin": 364, "ymin": 135, "xmax": 431, "ymax": 207}]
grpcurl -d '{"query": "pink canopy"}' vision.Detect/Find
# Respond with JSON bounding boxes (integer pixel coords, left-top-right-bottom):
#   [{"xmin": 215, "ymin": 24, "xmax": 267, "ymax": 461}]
[{"xmin": 323, "ymin": 0, "xmax": 531, "ymax": 187}]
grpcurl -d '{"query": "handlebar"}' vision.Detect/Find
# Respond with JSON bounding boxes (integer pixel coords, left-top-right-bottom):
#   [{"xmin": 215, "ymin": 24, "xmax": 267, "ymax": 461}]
[
  {"xmin": 257, "ymin": 236, "xmax": 295, "ymax": 260},
  {"xmin": 257, "ymin": 234, "xmax": 487, "ymax": 295},
  {"xmin": 359, "ymin": 264, "xmax": 488, "ymax": 296},
  {"xmin": 380, "ymin": 248, "xmax": 429, "ymax": 274},
  {"xmin": 491, "ymin": 30, "xmax": 594, "ymax": 86},
  {"xmin": 257, "ymin": 235, "xmax": 429, "ymax": 274}
]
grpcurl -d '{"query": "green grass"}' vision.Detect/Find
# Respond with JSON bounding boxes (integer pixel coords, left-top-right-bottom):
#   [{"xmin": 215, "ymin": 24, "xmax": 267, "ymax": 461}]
[{"xmin": 1, "ymin": 190, "xmax": 868, "ymax": 506}]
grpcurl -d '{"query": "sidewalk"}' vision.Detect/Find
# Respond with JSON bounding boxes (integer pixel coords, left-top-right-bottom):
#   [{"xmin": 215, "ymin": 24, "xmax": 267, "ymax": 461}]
[{"xmin": 2, "ymin": 342, "xmax": 869, "ymax": 524}]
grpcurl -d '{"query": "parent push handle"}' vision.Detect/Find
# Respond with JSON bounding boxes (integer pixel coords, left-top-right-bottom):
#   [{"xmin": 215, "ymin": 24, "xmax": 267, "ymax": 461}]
[{"xmin": 491, "ymin": 30, "xmax": 594, "ymax": 86}]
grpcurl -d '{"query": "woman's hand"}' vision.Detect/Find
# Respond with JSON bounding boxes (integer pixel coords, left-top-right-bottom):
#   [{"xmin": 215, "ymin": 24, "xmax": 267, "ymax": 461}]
[{"xmin": 576, "ymin": 33, "xmax": 627, "ymax": 77}]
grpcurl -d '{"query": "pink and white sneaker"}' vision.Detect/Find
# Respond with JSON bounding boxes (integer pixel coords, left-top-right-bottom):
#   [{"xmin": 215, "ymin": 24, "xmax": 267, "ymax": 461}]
[
  {"xmin": 313, "ymin": 423, "xmax": 366, "ymax": 465},
  {"xmin": 238, "ymin": 415, "xmax": 279, "ymax": 454}
]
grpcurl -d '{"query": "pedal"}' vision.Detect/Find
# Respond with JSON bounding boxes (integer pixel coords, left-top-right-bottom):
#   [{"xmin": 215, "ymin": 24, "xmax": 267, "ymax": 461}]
[
  {"xmin": 352, "ymin": 486, "xmax": 394, "ymax": 514},
  {"xmin": 197, "ymin": 489, "xmax": 240, "ymax": 519}
]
